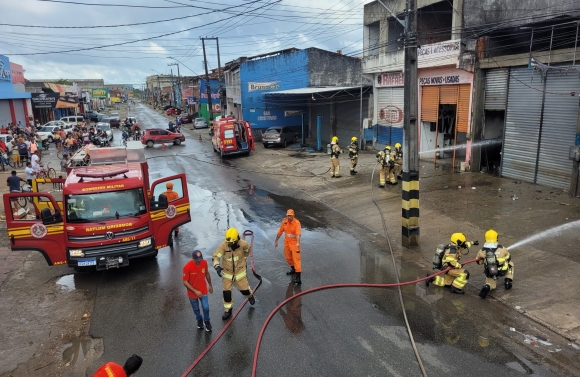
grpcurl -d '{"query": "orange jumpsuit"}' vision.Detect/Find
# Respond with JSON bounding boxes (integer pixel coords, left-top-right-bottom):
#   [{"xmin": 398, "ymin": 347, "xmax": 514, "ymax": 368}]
[
  {"xmin": 92, "ymin": 362, "xmax": 127, "ymax": 377},
  {"xmin": 277, "ymin": 217, "xmax": 302, "ymax": 272},
  {"xmin": 163, "ymin": 189, "xmax": 180, "ymax": 231}
]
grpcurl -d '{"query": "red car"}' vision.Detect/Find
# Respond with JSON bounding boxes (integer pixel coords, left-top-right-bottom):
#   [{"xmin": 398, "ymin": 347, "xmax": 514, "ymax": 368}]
[
  {"xmin": 179, "ymin": 113, "xmax": 192, "ymax": 123},
  {"xmin": 141, "ymin": 128, "xmax": 185, "ymax": 148},
  {"xmin": 166, "ymin": 108, "xmax": 182, "ymax": 116}
]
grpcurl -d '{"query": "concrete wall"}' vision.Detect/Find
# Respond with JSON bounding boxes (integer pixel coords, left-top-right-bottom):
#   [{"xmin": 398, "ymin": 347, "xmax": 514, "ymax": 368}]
[{"xmin": 307, "ymin": 48, "xmax": 362, "ymax": 87}]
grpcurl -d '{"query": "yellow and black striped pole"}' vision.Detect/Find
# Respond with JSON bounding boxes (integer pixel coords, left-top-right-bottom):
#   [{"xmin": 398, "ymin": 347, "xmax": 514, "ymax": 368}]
[{"xmin": 402, "ymin": 171, "xmax": 419, "ymax": 247}]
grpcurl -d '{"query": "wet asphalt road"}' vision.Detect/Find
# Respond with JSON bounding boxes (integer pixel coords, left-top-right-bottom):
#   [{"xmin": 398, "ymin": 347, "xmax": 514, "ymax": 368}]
[{"xmin": 80, "ymin": 105, "xmax": 574, "ymax": 377}]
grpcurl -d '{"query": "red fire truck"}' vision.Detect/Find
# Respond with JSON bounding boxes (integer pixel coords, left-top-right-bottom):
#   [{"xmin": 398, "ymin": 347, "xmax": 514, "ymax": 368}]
[
  {"xmin": 211, "ymin": 117, "xmax": 255, "ymax": 157},
  {"xmin": 3, "ymin": 142, "xmax": 190, "ymax": 271}
]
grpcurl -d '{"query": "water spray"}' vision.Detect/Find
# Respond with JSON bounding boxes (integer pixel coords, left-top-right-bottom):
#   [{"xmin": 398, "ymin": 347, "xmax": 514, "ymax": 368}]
[
  {"xmin": 419, "ymin": 139, "xmax": 502, "ymax": 155},
  {"xmin": 507, "ymin": 219, "xmax": 580, "ymax": 250}
]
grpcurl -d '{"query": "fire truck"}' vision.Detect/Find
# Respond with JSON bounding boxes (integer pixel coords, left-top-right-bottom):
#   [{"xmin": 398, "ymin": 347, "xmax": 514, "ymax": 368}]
[
  {"xmin": 3, "ymin": 142, "xmax": 191, "ymax": 271},
  {"xmin": 210, "ymin": 117, "xmax": 255, "ymax": 157}
]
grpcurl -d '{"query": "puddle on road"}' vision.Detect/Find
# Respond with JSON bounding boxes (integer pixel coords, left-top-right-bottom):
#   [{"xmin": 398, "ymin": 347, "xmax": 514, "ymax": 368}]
[
  {"xmin": 62, "ymin": 337, "xmax": 92, "ymax": 365},
  {"xmin": 56, "ymin": 274, "xmax": 98, "ymax": 292}
]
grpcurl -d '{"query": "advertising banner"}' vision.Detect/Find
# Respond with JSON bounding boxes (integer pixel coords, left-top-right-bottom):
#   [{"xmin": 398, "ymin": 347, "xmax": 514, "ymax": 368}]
[
  {"xmin": 376, "ymin": 72, "xmax": 404, "ymax": 87},
  {"xmin": 182, "ymin": 87, "xmax": 193, "ymax": 98},
  {"xmin": 0, "ymin": 55, "xmax": 12, "ymax": 84},
  {"xmin": 56, "ymin": 95, "xmax": 79, "ymax": 109},
  {"xmin": 92, "ymin": 88, "xmax": 108, "ymax": 98},
  {"xmin": 31, "ymin": 92, "xmax": 58, "ymax": 109},
  {"xmin": 10, "ymin": 63, "xmax": 25, "ymax": 84},
  {"xmin": 187, "ymin": 97, "xmax": 196, "ymax": 105}
]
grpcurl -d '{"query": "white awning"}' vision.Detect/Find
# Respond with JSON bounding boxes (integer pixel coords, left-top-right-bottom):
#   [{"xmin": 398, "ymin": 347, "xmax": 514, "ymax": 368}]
[{"xmin": 266, "ymin": 86, "xmax": 363, "ymax": 95}]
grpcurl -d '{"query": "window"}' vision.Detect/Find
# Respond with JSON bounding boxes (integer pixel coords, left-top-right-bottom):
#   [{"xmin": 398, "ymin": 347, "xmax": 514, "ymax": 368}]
[
  {"xmin": 224, "ymin": 130, "xmax": 235, "ymax": 138},
  {"xmin": 152, "ymin": 178, "xmax": 183, "ymax": 202},
  {"xmin": 65, "ymin": 188, "xmax": 146, "ymax": 222},
  {"xmin": 265, "ymin": 128, "xmax": 281, "ymax": 134},
  {"xmin": 9, "ymin": 194, "xmax": 55, "ymax": 221},
  {"xmin": 158, "ymin": 131, "xmax": 168, "ymax": 135}
]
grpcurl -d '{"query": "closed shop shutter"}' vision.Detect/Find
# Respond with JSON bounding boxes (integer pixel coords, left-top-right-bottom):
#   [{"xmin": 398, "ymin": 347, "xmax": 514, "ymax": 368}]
[
  {"xmin": 421, "ymin": 86, "xmax": 439, "ymax": 122},
  {"xmin": 535, "ymin": 71, "xmax": 579, "ymax": 189},
  {"xmin": 377, "ymin": 125, "xmax": 391, "ymax": 144},
  {"xmin": 439, "ymin": 86, "xmax": 458, "ymax": 104},
  {"xmin": 336, "ymin": 97, "xmax": 368, "ymax": 146},
  {"xmin": 484, "ymin": 69, "xmax": 508, "ymax": 110},
  {"xmin": 456, "ymin": 84, "xmax": 471, "ymax": 133},
  {"xmin": 0, "ymin": 100, "xmax": 11, "ymax": 125},
  {"xmin": 391, "ymin": 126, "xmax": 403, "ymax": 146},
  {"xmin": 502, "ymin": 67, "xmax": 544, "ymax": 183},
  {"xmin": 377, "ymin": 87, "xmax": 404, "ymax": 126},
  {"xmin": 13, "ymin": 100, "xmax": 26, "ymax": 125}
]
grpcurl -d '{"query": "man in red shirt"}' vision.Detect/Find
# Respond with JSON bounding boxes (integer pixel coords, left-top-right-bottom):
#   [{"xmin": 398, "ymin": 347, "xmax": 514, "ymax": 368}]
[
  {"xmin": 183, "ymin": 250, "xmax": 213, "ymax": 331},
  {"xmin": 93, "ymin": 354, "xmax": 142, "ymax": 377},
  {"xmin": 274, "ymin": 209, "xmax": 302, "ymax": 284}
]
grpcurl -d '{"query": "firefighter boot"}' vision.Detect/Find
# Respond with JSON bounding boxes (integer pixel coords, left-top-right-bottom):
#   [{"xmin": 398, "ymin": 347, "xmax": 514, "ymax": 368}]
[
  {"xmin": 286, "ymin": 266, "xmax": 296, "ymax": 275},
  {"xmin": 249, "ymin": 296, "xmax": 256, "ymax": 305},
  {"xmin": 479, "ymin": 285, "xmax": 491, "ymax": 299},
  {"xmin": 222, "ymin": 309, "xmax": 232, "ymax": 320},
  {"xmin": 450, "ymin": 287, "xmax": 465, "ymax": 294},
  {"xmin": 294, "ymin": 272, "xmax": 302, "ymax": 285},
  {"xmin": 350, "ymin": 170, "xmax": 356, "ymax": 175},
  {"xmin": 425, "ymin": 273, "xmax": 435, "ymax": 287},
  {"xmin": 505, "ymin": 278, "xmax": 513, "ymax": 290}
]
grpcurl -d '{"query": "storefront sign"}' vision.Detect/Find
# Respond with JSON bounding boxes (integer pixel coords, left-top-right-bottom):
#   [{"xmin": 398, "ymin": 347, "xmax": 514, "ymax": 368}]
[
  {"xmin": 212, "ymin": 103, "xmax": 221, "ymax": 113},
  {"xmin": 377, "ymin": 72, "xmax": 404, "ymax": 87},
  {"xmin": 379, "ymin": 105, "xmax": 403, "ymax": 124},
  {"xmin": 258, "ymin": 110, "xmax": 277, "ymax": 121},
  {"xmin": 56, "ymin": 95, "xmax": 79, "ymax": 109},
  {"xmin": 92, "ymin": 88, "xmax": 108, "ymax": 98},
  {"xmin": 0, "ymin": 55, "xmax": 12, "ymax": 84},
  {"xmin": 418, "ymin": 67, "xmax": 472, "ymax": 86},
  {"xmin": 110, "ymin": 97, "xmax": 121, "ymax": 103},
  {"xmin": 284, "ymin": 110, "xmax": 302, "ymax": 117},
  {"xmin": 187, "ymin": 97, "xmax": 196, "ymax": 105},
  {"xmin": 31, "ymin": 93, "xmax": 58, "ymax": 109},
  {"xmin": 201, "ymin": 92, "xmax": 220, "ymax": 100},
  {"xmin": 10, "ymin": 62, "xmax": 24, "ymax": 84},
  {"xmin": 248, "ymin": 81, "xmax": 280, "ymax": 92},
  {"xmin": 182, "ymin": 87, "xmax": 193, "ymax": 97},
  {"xmin": 418, "ymin": 41, "xmax": 460, "ymax": 57}
]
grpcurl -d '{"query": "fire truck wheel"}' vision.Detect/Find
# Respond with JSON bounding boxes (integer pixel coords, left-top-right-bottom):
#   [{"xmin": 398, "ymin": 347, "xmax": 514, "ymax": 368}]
[
  {"xmin": 145, "ymin": 250, "xmax": 159, "ymax": 259},
  {"xmin": 146, "ymin": 140, "xmax": 154, "ymax": 148},
  {"xmin": 173, "ymin": 138, "xmax": 182, "ymax": 145}
]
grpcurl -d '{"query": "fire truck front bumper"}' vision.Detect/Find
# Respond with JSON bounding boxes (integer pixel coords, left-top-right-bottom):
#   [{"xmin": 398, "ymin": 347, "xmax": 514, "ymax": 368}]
[{"xmin": 68, "ymin": 237, "xmax": 157, "ymax": 270}]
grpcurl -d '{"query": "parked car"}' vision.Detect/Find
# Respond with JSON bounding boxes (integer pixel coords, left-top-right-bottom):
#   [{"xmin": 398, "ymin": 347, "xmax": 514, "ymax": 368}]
[
  {"xmin": 60, "ymin": 115, "xmax": 85, "ymax": 127},
  {"xmin": 101, "ymin": 116, "xmax": 121, "ymax": 129},
  {"xmin": 141, "ymin": 128, "xmax": 185, "ymax": 148},
  {"xmin": 166, "ymin": 108, "xmax": 182, "ymax": 116},
  {"xmin": 110, "ymin": 112, "xmax": 120, "ymax": 121},
  {"xmin": 88, "ymin": 112, "xmax": 104, "ymax": 122},
  {"xmin": 262, "ymin": 126, "xmax": 297, "ymax": 148},
  {"xmin": 37, "ymin": 124, "xmax": 63, "ymax": 142},
  {"xmin": 179, "ymin": 113, "xmax": 192, "ymax": 124},
  {"xmin": 95, "ymin": 123, "xmax": 113, "ymax": 141},
  {"xmin": 193, "ymin": 117, "xmax": 208, "ymax": 129},
  {"xmin": 162, "ymin": 105, "xmax": 173, "ymax": 111},
  {"xmin": 0, "ymin": 134, "xmax": 15, "ymax": 153}
]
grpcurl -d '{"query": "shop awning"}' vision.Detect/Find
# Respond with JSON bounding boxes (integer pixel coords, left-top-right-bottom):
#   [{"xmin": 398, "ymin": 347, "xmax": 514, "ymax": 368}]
[
  {"xmin": 46, "ymin": 83, "xmax": 74, "ymax": 94},
  {"xmin": 267, "ymin": 86, "xmax": 364, "ymax": 95}
]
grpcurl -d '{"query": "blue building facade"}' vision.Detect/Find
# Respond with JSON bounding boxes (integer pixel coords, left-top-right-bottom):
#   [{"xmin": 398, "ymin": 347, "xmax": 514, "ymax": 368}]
[{"xmin": 240, "ymin": 50, "xmax": 309, "ymax": 131}]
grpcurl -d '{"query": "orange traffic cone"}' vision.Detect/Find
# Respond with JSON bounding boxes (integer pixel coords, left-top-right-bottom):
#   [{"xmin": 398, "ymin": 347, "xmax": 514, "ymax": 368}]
[
  {"xmin": 198, "ymin": 134, "xmax": 202, "ymax": 142},
  {"xmin": 162, "ymin": 142, "xmax": 166, "ymax": 150}
]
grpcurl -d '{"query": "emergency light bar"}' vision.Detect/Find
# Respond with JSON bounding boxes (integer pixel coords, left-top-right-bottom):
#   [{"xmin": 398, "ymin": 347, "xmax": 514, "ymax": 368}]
[{"xmin": 76, "ymin": 168, "xmax": 130, "ymax": 180}]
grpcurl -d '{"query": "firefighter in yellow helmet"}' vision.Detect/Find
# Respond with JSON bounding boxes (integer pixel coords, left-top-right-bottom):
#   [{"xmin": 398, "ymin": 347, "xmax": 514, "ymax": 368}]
[
  {"xmin": 426, "ymin": 233, "xmax": 479, "ymax": 294},
  {"xmin": 376, "ymin": 146, "xmax": 397, "ymax": 187},
  {"xmin": 393, "ymin": 142, "xmax": 403, "ymax": 180},
  {"xmin": 475, "ymin": 229, "xmax": 514, "ymax": 299},
  {"xmin": 212, "ymin": 228, "xmax": 255, "ymax": 320},
  {"xmin": 329, "ymin": 136, "xmax": 342, "ymax": 178},
  {"xmin": 348, "ymin": 136, "xmax": 359, "ymax": 175}
]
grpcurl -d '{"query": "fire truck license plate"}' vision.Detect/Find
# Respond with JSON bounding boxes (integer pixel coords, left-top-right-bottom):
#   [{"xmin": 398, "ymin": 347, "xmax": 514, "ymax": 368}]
[{"xmin": 78, "ymin": 259, "xmax": 96, "ymax": 266}]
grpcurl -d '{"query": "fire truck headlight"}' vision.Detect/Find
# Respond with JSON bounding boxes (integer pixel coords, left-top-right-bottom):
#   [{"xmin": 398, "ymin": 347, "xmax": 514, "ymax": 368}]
[
  {"xmin": 69, "ymin": 249, "xmax": 84, "ymax": 257},
  {"xmin": 138, "ymin": 238, "xmax": 152, "ymax": 248}
]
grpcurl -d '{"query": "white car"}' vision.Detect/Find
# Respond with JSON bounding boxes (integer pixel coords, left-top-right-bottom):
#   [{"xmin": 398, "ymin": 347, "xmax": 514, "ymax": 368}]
[
  {"xmin": 36, "ymin": 121, "xmax": 70, "ymax": 142},
  {"xmin": 127, "ymin": 116, "xmax": 137, "ymax": 124},
  {"xmin": 96, "ymin": 123, "xmax": 113, "ymax": 141},
  {"xmin": 0, "ymin": 134, "xmax": 15, "ymax": 153}
]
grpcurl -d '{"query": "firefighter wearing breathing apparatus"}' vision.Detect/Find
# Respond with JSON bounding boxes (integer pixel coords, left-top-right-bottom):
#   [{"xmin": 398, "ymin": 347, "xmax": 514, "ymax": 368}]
[
  {"xmin": 376, "ymin": 145, "xmax": 397, "ymax": 187},
  {"xmin": 212, "ymin": 228, "xmax": 256, "ymax": 320},
  {"xmin": 475, "ymin": 229, "xmax": 514, "ymax": 299},
  {"xmin": 393, "ymin": 142, "xmax": 403, "ymax": 180},
  {"xmin": 426, "ymin": 232, "xmax": 479, "ymax": 294},
  {"xmin": 348, "ymin": 136, "xmax": 359, "ymax": 175},
  {"xmin": 329, "ymin": 136, "xmax": 342, "ymax": 178}
]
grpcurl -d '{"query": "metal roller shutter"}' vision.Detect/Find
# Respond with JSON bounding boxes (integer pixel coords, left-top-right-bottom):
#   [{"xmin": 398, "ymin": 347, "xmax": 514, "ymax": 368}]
[
  {"xmin": 484, "ymin": 69, "xmax": 508, "ymax": 110},
  {"xmin": 0, "ymin": 100, "xmax": 11, "ymax": 125},
  {"xmin": 456, "ymin": 84, "xmax": 471, "ymax": 133},
  {"xmin": 377, "ymin": 125, "xmax": 391, "ymax": 144},
  {"xmin": 502, "ymin": 68, "xmax": 544, "ymax": 183},
  {"xmin": 13, "ymin": 100, "xmax": 26, "ymax": 125},
  {"xmin": 439, "ymin": 86, "xmax": 458, "ymax": 104},
  {"xmin": 391, "ymin": 126, "xmax": 403, "ymax": 146},
  {"xmin": 536, "ymin": 72, "xmax": 579, "ymax": 189},
  {"xmin": 377, "ymin": 87, "xmax": 404, "ymax": 126},
  {"xmin": 421, "ymin": 86, "xmax": 439, "ymax": 122},
  {"xmin": 336, "ymin": 98, "xmax": 367, "ymax": 146}
]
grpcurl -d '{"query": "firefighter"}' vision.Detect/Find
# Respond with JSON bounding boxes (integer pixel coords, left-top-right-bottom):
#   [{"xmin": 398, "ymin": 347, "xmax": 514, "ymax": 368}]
[
  {"xmin": 475, "ymin": 229, "xmax": 514, "ymax": 299},
  {"xmin": 348, "ymin": 136, "xmax": 359, "ymax": 175},
  {"xmin": 393, "ymin": 142, "xmax": 403, "ymax": 180},
  {"xmin": 274, "ymin": 209, "xmax": 302, "ymax": 284},
  {"xmin": 212, "ymin": 228, "xmax": 255, "ymax": 320},
  {"xmin": 426, "ymin": 233, "xmax": 479, "ymax": 294},
  {"xmin": 376, "ymin": 146, "xmax": 397, "ymax": 187},
  {"xmin": 329, "ymin": 136, "xmax": 342, "ymax": 178},
  {"xmin": 92, "ymin": 354, "xmax": 142, "ymax": 377},
  {"xmin": 162, "ymin": 182, "xmax": 180, "ymax": 238}
]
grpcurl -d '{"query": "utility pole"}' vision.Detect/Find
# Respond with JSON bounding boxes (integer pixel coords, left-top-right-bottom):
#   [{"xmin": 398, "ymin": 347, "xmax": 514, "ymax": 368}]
[
  {"xmin": 168, "ymin": 61, "xmax": 182, "ymax": 109},
  {"xmin": 201, "ymin": 38, "xmax": 214, "ymax": 123},
  {"xmin": 402, "ymin": 0, "xmax": 419, "ymax": 248},
  {"xmin": 202, "ymin": 37, "xmax": 225, "ymax": 117}
]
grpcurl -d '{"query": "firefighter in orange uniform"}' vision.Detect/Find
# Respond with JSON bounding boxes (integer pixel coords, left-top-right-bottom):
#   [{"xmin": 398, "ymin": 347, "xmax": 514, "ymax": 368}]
[
  {"xmin": 93, "ymin": 354, "xmax": 142, "ymax": 377},
  {"xmin": 274, "ymin": 209, "xmax": 302, "ymax": 284},
  {"xmin": 162, "ymin": 181, "xmax": 180, "ymax": 237}
]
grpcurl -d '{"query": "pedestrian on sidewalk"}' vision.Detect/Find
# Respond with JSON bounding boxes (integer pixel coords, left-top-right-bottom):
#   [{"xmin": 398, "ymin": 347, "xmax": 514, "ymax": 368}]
[
  {"xmin": 274, "ymin": 209, "xmax": 302, "ymax": 285},
  {"xmin": 329, "ymin": 136, "xmax": 342, "ymax": 178},
  {"xmin": 212, "ymin": 228, "xmax": 256, "ymax": 320},
  {"xmin": 24, "ymin": 162, "xmax": 36, "ymax": 186},
  {"xmin": 93, "ymin": 354, "xmax": 143, "ymax": 377},
  {"xmin": 426, "ymin": 233, "xmax": 478, "ymax": 294},
  {"xmin": 60, "ymin": 154, "xmax": 69, "ymax": 177},
  {"xmin": 348, "ymin": 136, "xmax": 359, "ymax": 175},
  {"xmin": 183, "ymin": 250, "xmax": 213, "ymax": 332},
  {"xmin": 475, "ymin": 229, "xmax": 514, "ymax": 299}
]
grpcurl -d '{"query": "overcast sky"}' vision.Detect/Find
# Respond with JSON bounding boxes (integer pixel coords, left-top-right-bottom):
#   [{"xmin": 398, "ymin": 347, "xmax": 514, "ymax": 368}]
[{"xmin": 3, "ymin": 0, "xmax": 367, "ymax": 88}]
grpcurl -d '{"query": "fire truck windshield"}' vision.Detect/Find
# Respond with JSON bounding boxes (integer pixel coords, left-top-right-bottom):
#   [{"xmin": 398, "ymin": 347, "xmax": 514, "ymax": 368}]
[{"xmin": 65, "ymin": 188, "xmax": 146, "ymax": 222}]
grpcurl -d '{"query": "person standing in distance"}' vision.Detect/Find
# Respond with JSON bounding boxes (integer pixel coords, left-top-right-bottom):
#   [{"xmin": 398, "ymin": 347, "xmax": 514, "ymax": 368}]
[
  {"xmin": 183, "ymin": 250, "xmax": 213, "ymax": 332},
  {"xmin": 329, "ymin": 136, "xmax": 342, "ymax": 178},
  {"xmin": 348, "ymin": 136, "xmax": 359, "ymax": 175},
  {"xmin": 274, "ymin": 209, "xmax": 302, "ymax": 285}
]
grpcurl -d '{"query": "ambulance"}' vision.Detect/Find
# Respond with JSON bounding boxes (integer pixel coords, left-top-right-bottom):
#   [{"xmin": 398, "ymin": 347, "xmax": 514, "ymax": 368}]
[{"xmin": 210, "ymin": 117, "xmax": 255, "ymax": 157}]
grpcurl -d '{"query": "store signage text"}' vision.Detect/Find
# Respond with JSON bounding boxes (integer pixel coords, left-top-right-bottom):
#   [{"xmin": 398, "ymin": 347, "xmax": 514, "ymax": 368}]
[
  {"xmin": 418, "ymin": 41, "xmax": 460, "ymax": 57},
  {"xmin": 201, "ymin": 92, "xmax": 220, "ymax": 100},
  {"xmin": 379, "ymin": 105, "xmax": 403, "ymax": 124},
  {"xmin": 419, "ymin": 75, "xmax": 461, "ymax": 85},
  {"xmin": 377, "ymin": 72, "xmax": 404, "ymax": 87},
  {"xmin": 248, "ymin": 82, "xmax": 280, "ymax": 92},
  {"xmin": 0, "ymin": 56, "xmax": 12, "ymax": 84},
  {"xmin": 92, "ymin": 88, "xmax": 107, "ymax": 98},
  {"xmin": 31, "ymin": 93, "xmax": 58, "ymax": 109},
  {"xmin": 258, "ymin": 110, "xmax": 277, "ymax": 121},
  {"xmin": 284, "ymin": 110, "xmax": 301, "ymax": 117}
]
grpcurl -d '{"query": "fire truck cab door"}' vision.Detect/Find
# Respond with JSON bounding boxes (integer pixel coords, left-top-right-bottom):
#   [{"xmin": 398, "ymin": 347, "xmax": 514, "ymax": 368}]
[
  {"xmin": 3, "ymin": 192, "xmax": 67, "ymax": 266},
  {"xmin": 150, "ymin": 174, "xmax": 191, "ymax": 249}
]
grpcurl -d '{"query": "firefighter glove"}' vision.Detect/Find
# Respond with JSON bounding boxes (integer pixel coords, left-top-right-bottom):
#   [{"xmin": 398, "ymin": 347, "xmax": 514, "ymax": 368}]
[{"xmin": 215, "ymin": 266, "xmax": 223, "ymax": 277}]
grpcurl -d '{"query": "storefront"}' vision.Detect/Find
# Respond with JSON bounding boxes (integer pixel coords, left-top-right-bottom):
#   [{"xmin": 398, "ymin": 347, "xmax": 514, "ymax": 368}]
[
  {"xmin": 0, "ymin": 55, "xmax": 31, "ymax": 126},
  {"xmin": 374, "ymin": 71, "xmax": 404, "ymax": 146},
  {"xmin": 418, "ymin": 66, "xmax": 473, "ymax": 169}
]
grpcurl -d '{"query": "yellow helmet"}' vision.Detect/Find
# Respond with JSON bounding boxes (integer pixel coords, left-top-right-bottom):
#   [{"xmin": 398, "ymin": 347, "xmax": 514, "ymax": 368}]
[
  {"xmin": 351, "ymin": 136, "xmax": 357, "ymax": 142},
  {"xmin": 385, "ymin": 145, "xmax": 391, "ymax": 150},
  {"xmin": 485, "ymin": 229, "xmax": 498, "ymax": 243},
  {"xmin": 450, "ymin": 232, "xmax": 466, "ymax": 246},
  {"xmin": 395, "ymin": 143, "xmax": 401, "ymax": 149},
  {"xmin": 225, "ymin": 228, "xmax": 239, "ymax": 242},
  {"xmin": 332, "ymin": 136, "xmax": 338, "ymax": 143}
]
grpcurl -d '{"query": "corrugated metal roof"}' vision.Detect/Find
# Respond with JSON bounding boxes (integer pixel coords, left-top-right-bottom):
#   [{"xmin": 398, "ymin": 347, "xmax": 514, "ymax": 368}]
[{"xmin": 267, "ymin": 86, "xmax": 363, "ymax": 95}]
